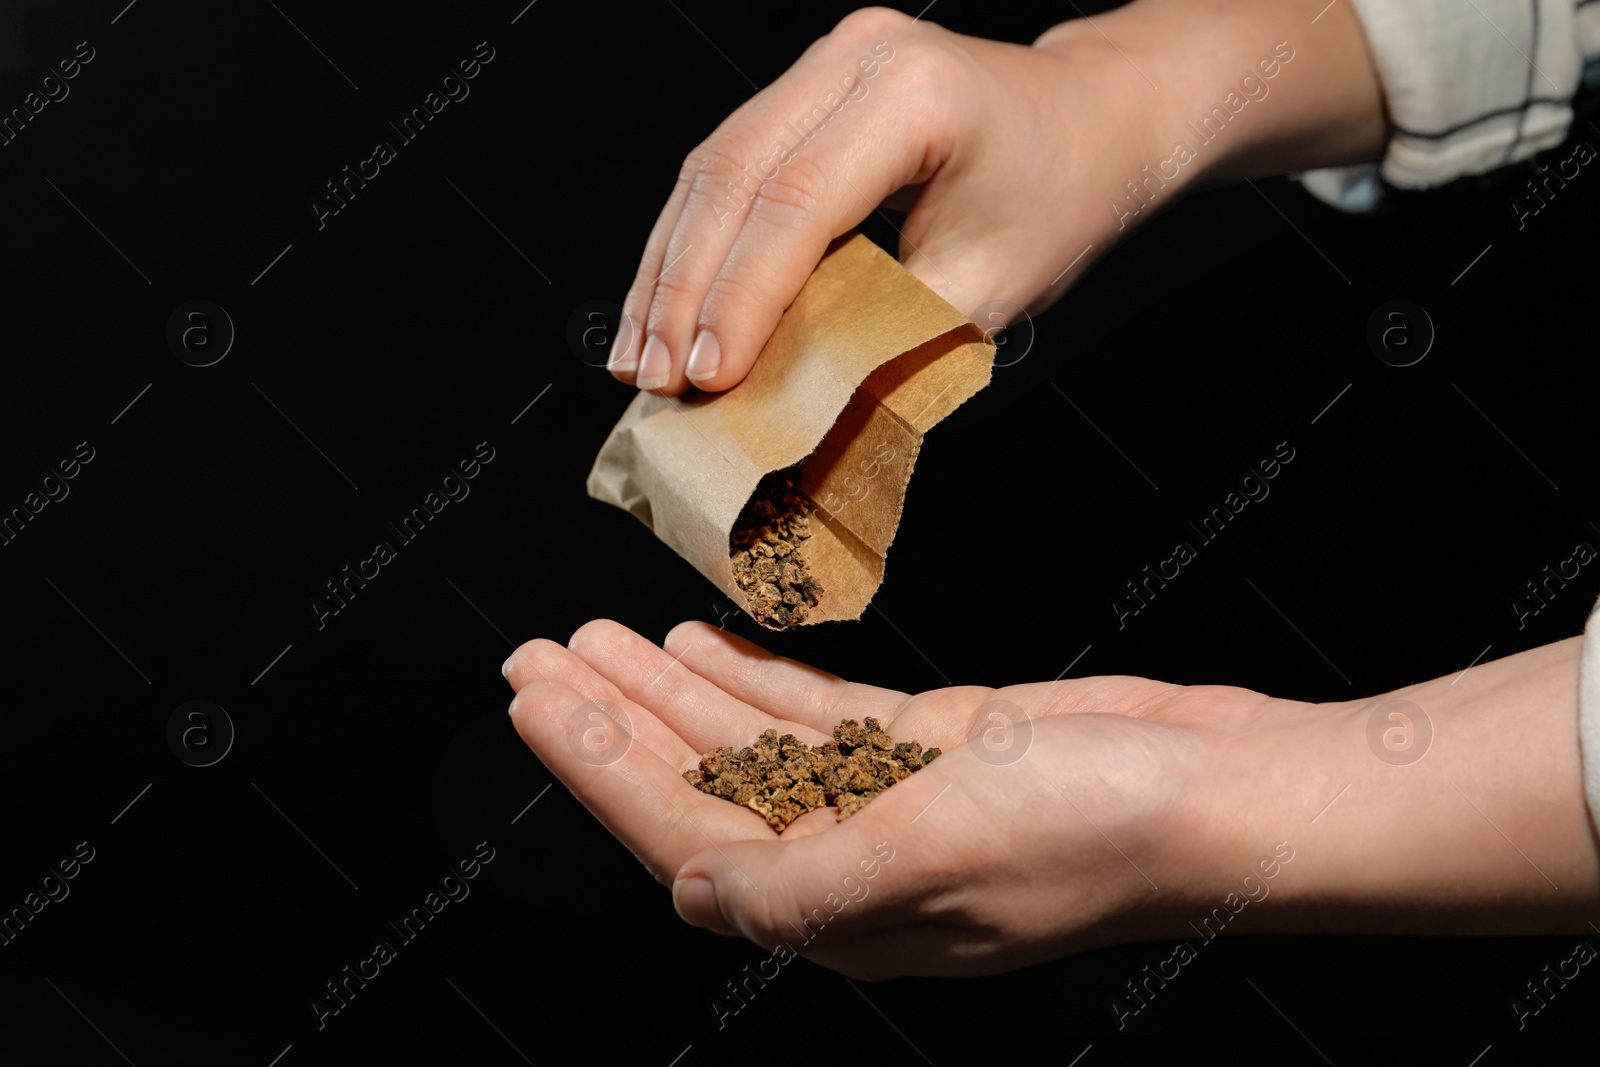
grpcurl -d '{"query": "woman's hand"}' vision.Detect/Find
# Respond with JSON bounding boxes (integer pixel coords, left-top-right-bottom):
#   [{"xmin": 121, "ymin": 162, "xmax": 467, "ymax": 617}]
[
  {"xmin": 608, "ymin": 0, "xmax": 1387, "ymax": 397},
  {"xmin": 504, "ymin": 619, "xmax": 1293, "ymax": 978},
  {"xmin": 610, "ymin": 5, "xmax": 1141, "ymax": 396},
  {"xmin": 504, "ymin": 621, "xmax": 1599, "ymax": 979}
]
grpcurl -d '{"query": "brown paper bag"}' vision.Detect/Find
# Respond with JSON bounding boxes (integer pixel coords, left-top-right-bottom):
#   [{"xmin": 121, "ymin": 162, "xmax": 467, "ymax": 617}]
[{"xmin": 586, "ymin": 233, "xmax": 995, "ymax": 628}]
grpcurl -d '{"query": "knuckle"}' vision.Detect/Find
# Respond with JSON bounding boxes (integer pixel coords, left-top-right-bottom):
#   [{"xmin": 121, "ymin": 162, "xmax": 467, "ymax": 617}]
[
  {"xmin": 665, "ymin": 619, "xmax": 709, "ymax": 650},
  {"xmin": 647, "ymin": 272, "xmax": 704, "ymax": 329},
  {"xmin": 687, "ymin": 141, "xmax": 767, "ymax": 212},
  {"xmin": 881, "ymin": 35, "xmax": 942, "ymax": 95},
  {"xmin": 650, "ymin": 269, "xmax": 698, "ymax": 302},
  {"xmin": 676, "ymin": 143, "xmax": 713, "ymax": 185},
  {"xmin": 678, "ymin": 140, "xmax": 748, "ymax": 206},
  {"xmin": 832, "ymin": 6, "xmax": 909, "ymax": 40},
  {"xmin": 1150, "ymin": 682, "xmax": 1268, "ymax": 729},
  {"xmin": 750, "ymin": 155, "xmax": 828, "ymax": 219},
  {"xmin": 703, "ymin": 269, "xmax": 771, "ymax": 318},
  {"xmin": 1179, "ymin": 683, "xmax": 1257, "ymax": 710},
  {"xmin": 567, "ymin": 618, "xmax": 628, "ymax": 660},
  {"xmin": 691, "ymin": 142, "xmax": 753, "ymax": 186},
  {"xmin": 518, "ymin": 639, "xmax": 569, "ymax": 679}
]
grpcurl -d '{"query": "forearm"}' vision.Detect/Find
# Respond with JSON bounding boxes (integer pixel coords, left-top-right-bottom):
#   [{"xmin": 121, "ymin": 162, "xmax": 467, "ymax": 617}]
[
  {"xmin": 1208, "ymin": 638, "xmax": 1600, "ymax": 935},
  {"xmin": 1029, "ymin": 2, "xmax": 1600, "ymax": 936},
  {"xmin": 1035, "ymin": 0, "xmax": 1388, "ymax": 182}
]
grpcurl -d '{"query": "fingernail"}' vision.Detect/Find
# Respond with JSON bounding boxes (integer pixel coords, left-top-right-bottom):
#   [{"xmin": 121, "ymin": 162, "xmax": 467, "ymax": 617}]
[
  {"xmin": 501, "ymin": 655, "xmax": 515, "ymax": 678},
  {"xmin": 635, "ymin": 334, "xmax": 671, "ymax": 391},
  {"xmin": 672, "ymin": 875, "xmax": 723, "ymax": 928},
  {"xmin": 685, "ymin": 330, "xmax": 721, "ymax": 382},
  {"xmin": 607, "ymin": 312, "xmax": 639, "ymax": 374}
]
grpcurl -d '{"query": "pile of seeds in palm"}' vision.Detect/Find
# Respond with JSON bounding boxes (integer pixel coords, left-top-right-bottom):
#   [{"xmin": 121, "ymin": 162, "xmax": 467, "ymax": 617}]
[
  {"xmin": 682, "ymin": 717, "xmax": 942, "ymax": 832},
  {"xmin": 730, "ymin": 469, "xmax": 824, "ymax": 628}
]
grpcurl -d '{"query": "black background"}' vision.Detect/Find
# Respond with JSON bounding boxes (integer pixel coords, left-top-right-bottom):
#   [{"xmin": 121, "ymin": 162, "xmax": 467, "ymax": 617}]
[{"xmin": 1, "ymin": 0, "xmax": 1597, "ymax": 1063}]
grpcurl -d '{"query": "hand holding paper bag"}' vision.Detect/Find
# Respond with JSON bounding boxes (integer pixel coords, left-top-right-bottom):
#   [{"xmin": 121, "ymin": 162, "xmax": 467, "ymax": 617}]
[{"xmin": 587, "ymin": 234, "xmax": 994, "ymax": 628}]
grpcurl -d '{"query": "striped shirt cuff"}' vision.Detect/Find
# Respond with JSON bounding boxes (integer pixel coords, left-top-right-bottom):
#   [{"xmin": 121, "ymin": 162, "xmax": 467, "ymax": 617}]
[{"xmin": 1300, "ymin": 0, "xmax": 1600, "ymax": 211}]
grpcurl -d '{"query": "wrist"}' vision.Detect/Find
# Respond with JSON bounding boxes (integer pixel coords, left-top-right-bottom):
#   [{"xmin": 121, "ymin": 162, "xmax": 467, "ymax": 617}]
[
  {"xmin": 1026, "ymin": 14, "xmax": 1209, "ymax": 241},
  {"xmin": 1142, "ymin": 691, "xmax": 1320, "ymax": 937},
  {"xmin": 1202, "ymin": 640, "xmax": 1600, "ymax": 936},
  {"xmin": 1035, "ymin": 0, "xmax": 1387, "ymax": 186},
  {"xmin": 1084, "ymin": 687, "xmax": 1319, "ymax": 943}
]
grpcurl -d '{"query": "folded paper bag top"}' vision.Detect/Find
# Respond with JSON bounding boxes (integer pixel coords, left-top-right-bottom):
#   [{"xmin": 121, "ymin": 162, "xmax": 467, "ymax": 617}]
[{"xmin": 586, "ymin": 232, "xmax": 995, "ymax": 628}]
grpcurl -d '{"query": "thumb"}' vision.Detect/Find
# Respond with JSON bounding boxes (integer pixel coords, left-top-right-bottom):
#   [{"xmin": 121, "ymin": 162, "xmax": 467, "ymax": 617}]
[
  {"xmin": 671, "ymin": 832, "xmax": 902, "ymax": 950},
  {"xmin": 671, "ymin": 870, "xmax": 739, "ymax": 936},
  {"xmin": 669, "ymin": 839, "xmax": 809, "ymax": 945}
]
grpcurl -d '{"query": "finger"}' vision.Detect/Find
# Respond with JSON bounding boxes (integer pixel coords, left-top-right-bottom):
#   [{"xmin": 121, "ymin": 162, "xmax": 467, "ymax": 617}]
[
  {"xmin": 611, "ymin": 174, "xmax": 688, "ymax": 384},
  {"xmin": 682, "ymin": 76, "xmax": 928, "ymax": 391},
  {"xmin": 566, "ymin": 619, "xmax": 834, "ymax": 754},
  {"xmin": 615, "ymin": 89, "xmax": 769, "ymax": 390},
  {"xmin": 643, "ymin": 10, "xmax": 948, "ymax": 395},
  {"xmin": 610, "ymin": 90, "xmax": 760, "ymax": 387},
  {"xmin": 629, "ymin": 30, "xmax": 845, "ymax": 396},
  {"xmin": 662, "ymin": 621, "xmax": 909, "ymax": 734},
  {"xmin": 503, "ymin": 636, "xmax": 570, "ymax": 691},
  {"xmin": 508, "ymin": 679, "xmax": 777, "ymax": 884},
  {"xmin": 502, "ymin": 636, "xmax": 697, "ymax": 772}
]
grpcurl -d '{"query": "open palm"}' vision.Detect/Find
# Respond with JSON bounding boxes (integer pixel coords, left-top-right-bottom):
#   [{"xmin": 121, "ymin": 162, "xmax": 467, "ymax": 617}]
[{"xmin": 504, "ymin": 619, "xmax": 1291, "ymax": 978}]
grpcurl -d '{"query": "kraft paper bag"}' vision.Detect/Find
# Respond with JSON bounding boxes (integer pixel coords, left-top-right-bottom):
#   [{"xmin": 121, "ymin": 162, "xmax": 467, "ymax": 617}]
[{"xmin": 586, "ymin": 232, "xmax": 995, "ymax": 628}]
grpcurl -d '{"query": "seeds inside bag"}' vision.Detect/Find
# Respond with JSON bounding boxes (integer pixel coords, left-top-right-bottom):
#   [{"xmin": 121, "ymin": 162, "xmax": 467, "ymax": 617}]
[
  {"xmin": 586, "ymin": 233, "xmax": 996, "ymax": 629},
  {"xmin": 729, "ymin": 468, "xmax": 825, "ymax": 628}
]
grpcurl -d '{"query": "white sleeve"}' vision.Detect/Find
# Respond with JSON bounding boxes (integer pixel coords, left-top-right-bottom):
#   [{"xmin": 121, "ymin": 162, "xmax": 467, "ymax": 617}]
[
  {"xmin": 1582, "ymin": 598, "xmax": 1600, "ymax": 832},
  {"xmin": 1298, "ymin": 0, "xmax": 1600, "ymax": 211}
]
